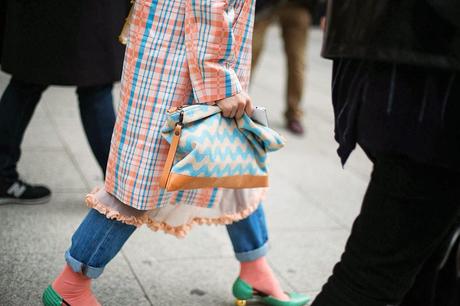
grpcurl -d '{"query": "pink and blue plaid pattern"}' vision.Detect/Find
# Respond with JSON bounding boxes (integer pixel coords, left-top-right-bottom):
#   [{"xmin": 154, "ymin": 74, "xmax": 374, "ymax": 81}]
[{"xmin": 105, "ymin": 0, "xmax": 260, "ymax": 210}]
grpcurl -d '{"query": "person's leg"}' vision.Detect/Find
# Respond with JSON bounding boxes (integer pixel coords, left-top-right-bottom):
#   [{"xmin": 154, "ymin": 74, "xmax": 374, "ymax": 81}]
[
  {"xmin": 0, "ymin": 78, "xmax": 51, "ymax": 203},
  {"xmin": 49, "ymin": 209, "xmax": 136, "ymax": 305},
  {"xmin": 400, "ymin": 217, "xmax": 460, "ymax": 306},
  {"xmin": 226, "ymin": 204, "xmax": 269, "ymax": 262},
  {"xmin": 312, "ymin": 155, "xmax": 460, "ymax": 306},
  {"xmin": 0, "ymin": 79, "xmax": 47, "ymax": 179},
  {"xmin": 66, "ymin": 208, "xmax": 136, "ymax": 277},
  {"xmin": 226, "ymin": 204, "xmax": 289, "ymax": 301},
  {"xmin": 76, "ymin": 84, "xmax": 116, "ymax": 176},
  {"xmin": 278, "ymin": 4, "xmax": 311, "ymax": 134},
  {"xmin": 251, "ymin": 16, "xmax": 273, "ymax": 76}
]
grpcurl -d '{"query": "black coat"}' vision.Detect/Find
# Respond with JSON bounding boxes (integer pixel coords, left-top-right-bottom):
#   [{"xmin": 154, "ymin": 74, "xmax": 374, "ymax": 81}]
[
  {"xmin": 1, "ymin": 0, "xmax": 130, "ymax": 86},
  {"xmin": 322, "ymin": 0, "xmax": 460, "ymax": 70}
]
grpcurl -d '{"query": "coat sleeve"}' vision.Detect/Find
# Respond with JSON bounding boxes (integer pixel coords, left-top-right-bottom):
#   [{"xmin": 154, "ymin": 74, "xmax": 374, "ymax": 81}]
[{"xmin": 184, "ymin": 0, "xmax": 242, "ymax": 104}]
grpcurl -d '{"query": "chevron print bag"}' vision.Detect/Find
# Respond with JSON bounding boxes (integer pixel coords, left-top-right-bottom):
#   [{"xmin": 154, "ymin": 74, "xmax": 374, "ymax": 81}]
[{"xmin": 159, "ymin": 104, "xmax": 285, "ymax": 191}]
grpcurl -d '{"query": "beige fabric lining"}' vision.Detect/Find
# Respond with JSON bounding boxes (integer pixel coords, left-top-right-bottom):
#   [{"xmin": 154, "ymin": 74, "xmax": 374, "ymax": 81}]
[{"xmin": 85, "ymin": 188, "xmax": 266, "ymax": 238}]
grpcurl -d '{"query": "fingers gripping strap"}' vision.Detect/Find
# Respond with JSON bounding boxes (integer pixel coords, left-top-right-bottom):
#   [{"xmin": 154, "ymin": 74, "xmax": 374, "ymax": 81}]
[{"xmin": 160, "ymin": 124, "xmax": 182, "ymax": 189}]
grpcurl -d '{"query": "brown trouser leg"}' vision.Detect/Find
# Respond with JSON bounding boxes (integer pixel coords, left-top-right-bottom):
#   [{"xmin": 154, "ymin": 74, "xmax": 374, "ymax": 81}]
[
  {"xmin": 278, "ymin": 4, "xmax": 311, "ymax": 121},
  {"xmin": 251, "ymin": 15, "xmax": 274, "ymax": 76}
]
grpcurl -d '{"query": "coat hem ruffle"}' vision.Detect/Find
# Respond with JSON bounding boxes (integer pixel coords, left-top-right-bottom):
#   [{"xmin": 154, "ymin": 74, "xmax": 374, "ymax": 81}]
[{"xmin": 85, "ymin": 189, "xmax": 264, "ymax": 238}]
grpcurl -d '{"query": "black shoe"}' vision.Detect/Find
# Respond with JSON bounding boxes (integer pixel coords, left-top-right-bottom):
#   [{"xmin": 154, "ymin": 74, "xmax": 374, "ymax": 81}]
[{"xmin": 0, "ymin": 179, "xmax": 51, "ymax": 205}]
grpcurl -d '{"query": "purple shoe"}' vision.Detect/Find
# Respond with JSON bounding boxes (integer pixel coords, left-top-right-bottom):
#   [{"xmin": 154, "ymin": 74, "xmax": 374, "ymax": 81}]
[{"xmin": 287, "ymin": 119, "xmax": 305, "ymax": 135}]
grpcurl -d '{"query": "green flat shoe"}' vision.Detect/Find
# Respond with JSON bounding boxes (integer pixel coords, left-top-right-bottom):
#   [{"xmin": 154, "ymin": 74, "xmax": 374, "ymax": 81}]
[
  {"xmin": 232, "ymin": 277, "xmax": 310, "ymax": 306},
  {"xmin": 42, "ymin": 285, "xmax": 70, "ymax": 306}
]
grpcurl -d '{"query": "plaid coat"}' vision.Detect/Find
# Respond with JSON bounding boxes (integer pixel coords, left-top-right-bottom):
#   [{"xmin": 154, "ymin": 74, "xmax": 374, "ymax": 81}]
[{"xmin": 105, "ymin": 0, "xmax": 265, "ymax": 210}]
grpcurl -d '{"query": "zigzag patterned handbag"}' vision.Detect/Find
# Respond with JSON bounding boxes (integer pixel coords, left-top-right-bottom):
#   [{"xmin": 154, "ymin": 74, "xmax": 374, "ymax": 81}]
[{"xmin": 159, "ymin": 104, "xmax": 285, "ymax": 191}]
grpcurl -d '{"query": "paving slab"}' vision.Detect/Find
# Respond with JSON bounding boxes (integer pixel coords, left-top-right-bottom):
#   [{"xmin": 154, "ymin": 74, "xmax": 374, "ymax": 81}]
[
  {"xmin": 122, "ymin": 252, "xmax": 294, "ymax": 306},
  {"xmin": 21, "ymin": 120, "xmax": 64, "ymax": 151},
  {"xmin": 41, "ymin": 87, "xmax": 81, "ymax": 119},
  {"xmin": 17, "ymin": 150, "xmax": 88, "ymax": 192},
  {"xmin": 267, "ymin": 229, "xmax": 349, "ymax": 293},
  {"xmin": 92, "ymin": 254, "xmax": 152, "ymax": 306},
  {"xmin": 124, "ymin": 225, "xmax": 235, "ymax": 262},
  {"xmin": 0, "ymin": 193, "xmax": 89, "ymax": 254},
  {"xmin": 264, "ymin": 172, "xmax": 342, "ymax": 231},
  {"xmin": 270, "ymin": 135, "xmax": 369, "ymax": 224},
  {"xmin": 53, "ymin": 121, "xmax": 105, "ymax": 187},
  {"xmin": 0, "ymin": 251, "xmax": 149, "ymax": 306}
]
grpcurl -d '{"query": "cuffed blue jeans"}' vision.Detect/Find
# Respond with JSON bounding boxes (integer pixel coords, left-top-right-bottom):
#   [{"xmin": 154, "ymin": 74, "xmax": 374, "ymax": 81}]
[{"xmin": 66, "ymin": 206, "xmax": 269, "ymax": 278}]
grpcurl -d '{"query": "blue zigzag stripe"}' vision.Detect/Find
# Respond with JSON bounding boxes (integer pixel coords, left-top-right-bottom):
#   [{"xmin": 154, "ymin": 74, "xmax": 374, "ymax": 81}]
[
  {"xmin": 179, "ymin": 129, "xmax": 252, "ymax": 153},
  {"xmin": 190, "ymin": 147, "xmax": 266, "ymax": 164},
  {"xmin": 184, "ymin": 127, "xmax": 247, "ymax": 143}
]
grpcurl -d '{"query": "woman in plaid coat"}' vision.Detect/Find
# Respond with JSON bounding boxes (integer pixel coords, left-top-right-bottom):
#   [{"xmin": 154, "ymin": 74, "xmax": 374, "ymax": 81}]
[{"xmin": 43, "ymin": 1, "xmax": 309, "ymax": 305}]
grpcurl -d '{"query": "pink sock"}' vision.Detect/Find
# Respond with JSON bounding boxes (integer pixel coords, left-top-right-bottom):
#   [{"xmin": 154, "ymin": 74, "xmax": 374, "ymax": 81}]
[
  {"xmin": 52, "ymin": 265, "xmax": 101, "ymax": 306},
  {"xmin": 239, "ymin": 257, "xmax": 289, "ymax": 301}
]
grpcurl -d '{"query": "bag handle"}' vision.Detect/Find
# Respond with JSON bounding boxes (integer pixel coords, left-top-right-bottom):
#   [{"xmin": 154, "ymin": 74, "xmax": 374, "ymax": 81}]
[{"xmin": 159, "ymin": 123, "xmax": 182, "ymax": 189}]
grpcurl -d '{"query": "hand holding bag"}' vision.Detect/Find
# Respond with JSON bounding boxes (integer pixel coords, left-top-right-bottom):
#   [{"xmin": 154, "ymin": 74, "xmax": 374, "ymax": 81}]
[{"xmin": 159, "ymin": 104, "xmax": 285, "ymax": 191}]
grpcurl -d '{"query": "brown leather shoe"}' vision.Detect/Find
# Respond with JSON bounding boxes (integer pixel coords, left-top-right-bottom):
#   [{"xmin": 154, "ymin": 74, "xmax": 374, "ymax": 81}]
[{"xmin": 287, "ymin": 119, "xmax": 305, "ymax": 135}]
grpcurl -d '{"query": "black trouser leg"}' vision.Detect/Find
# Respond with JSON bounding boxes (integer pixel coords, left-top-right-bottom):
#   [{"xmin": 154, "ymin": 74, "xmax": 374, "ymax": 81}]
[
  {"xmin": 76, "ymin": 84, "xmax": 116, "ymax": 176},
  {"xmin": 400, "ymin": 218, "xmax": 460, "ymax": 306},
  {"xmin": 312, "ymin": 155, "xmax": 460, "ymax": 306},
  {"xmin": 0, "ymin": 79, "xmax": 47, "ymax": 183}
]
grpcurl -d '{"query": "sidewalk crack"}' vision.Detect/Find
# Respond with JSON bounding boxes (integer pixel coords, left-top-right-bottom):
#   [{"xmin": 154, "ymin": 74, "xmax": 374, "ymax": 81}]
[{"xmin": 121, "ymin": 250, "xmax": 155, "ymax": 306}]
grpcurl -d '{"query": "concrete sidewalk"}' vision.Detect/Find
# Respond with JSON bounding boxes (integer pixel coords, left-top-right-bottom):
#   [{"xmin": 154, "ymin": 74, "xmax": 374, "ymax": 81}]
[{"xmin": 0, "ymin": 28, "xmax": 371, "ymax": 305}]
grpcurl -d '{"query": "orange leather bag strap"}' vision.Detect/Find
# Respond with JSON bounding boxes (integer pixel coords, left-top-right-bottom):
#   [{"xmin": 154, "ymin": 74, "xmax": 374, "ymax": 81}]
[{"xmin": 159, "ymin": 124, "xmax": 182, "ymax": 189}]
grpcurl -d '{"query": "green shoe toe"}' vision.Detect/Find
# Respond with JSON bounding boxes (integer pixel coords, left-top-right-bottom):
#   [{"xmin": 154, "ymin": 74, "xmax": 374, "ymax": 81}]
[
  {"xmin": 42, "ymin": 285, "xmax": 70, "ymax": 306},
  {"xmin": 263, "ymin": 292, "xmax": 310, "ymax": 306},
  {"xmin": 232, "ymin": 278, "xmax": 310, "ymax": 306}
]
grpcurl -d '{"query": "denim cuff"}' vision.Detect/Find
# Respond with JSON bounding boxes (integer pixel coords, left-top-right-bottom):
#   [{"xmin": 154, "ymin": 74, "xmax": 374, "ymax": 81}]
[
  {"xmin": 65, "ymin": 250, "xmax": 105, "ymax": 279},
  {"xmin": 234, "ymin": 241, "xmax": 269, "ymax": 262}
]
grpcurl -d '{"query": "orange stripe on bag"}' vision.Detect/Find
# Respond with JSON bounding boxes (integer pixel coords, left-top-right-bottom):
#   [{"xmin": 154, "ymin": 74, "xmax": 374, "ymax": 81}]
[{"xmin": 165, "ymin": 174, "xmax": 268, "ymax": 191}]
